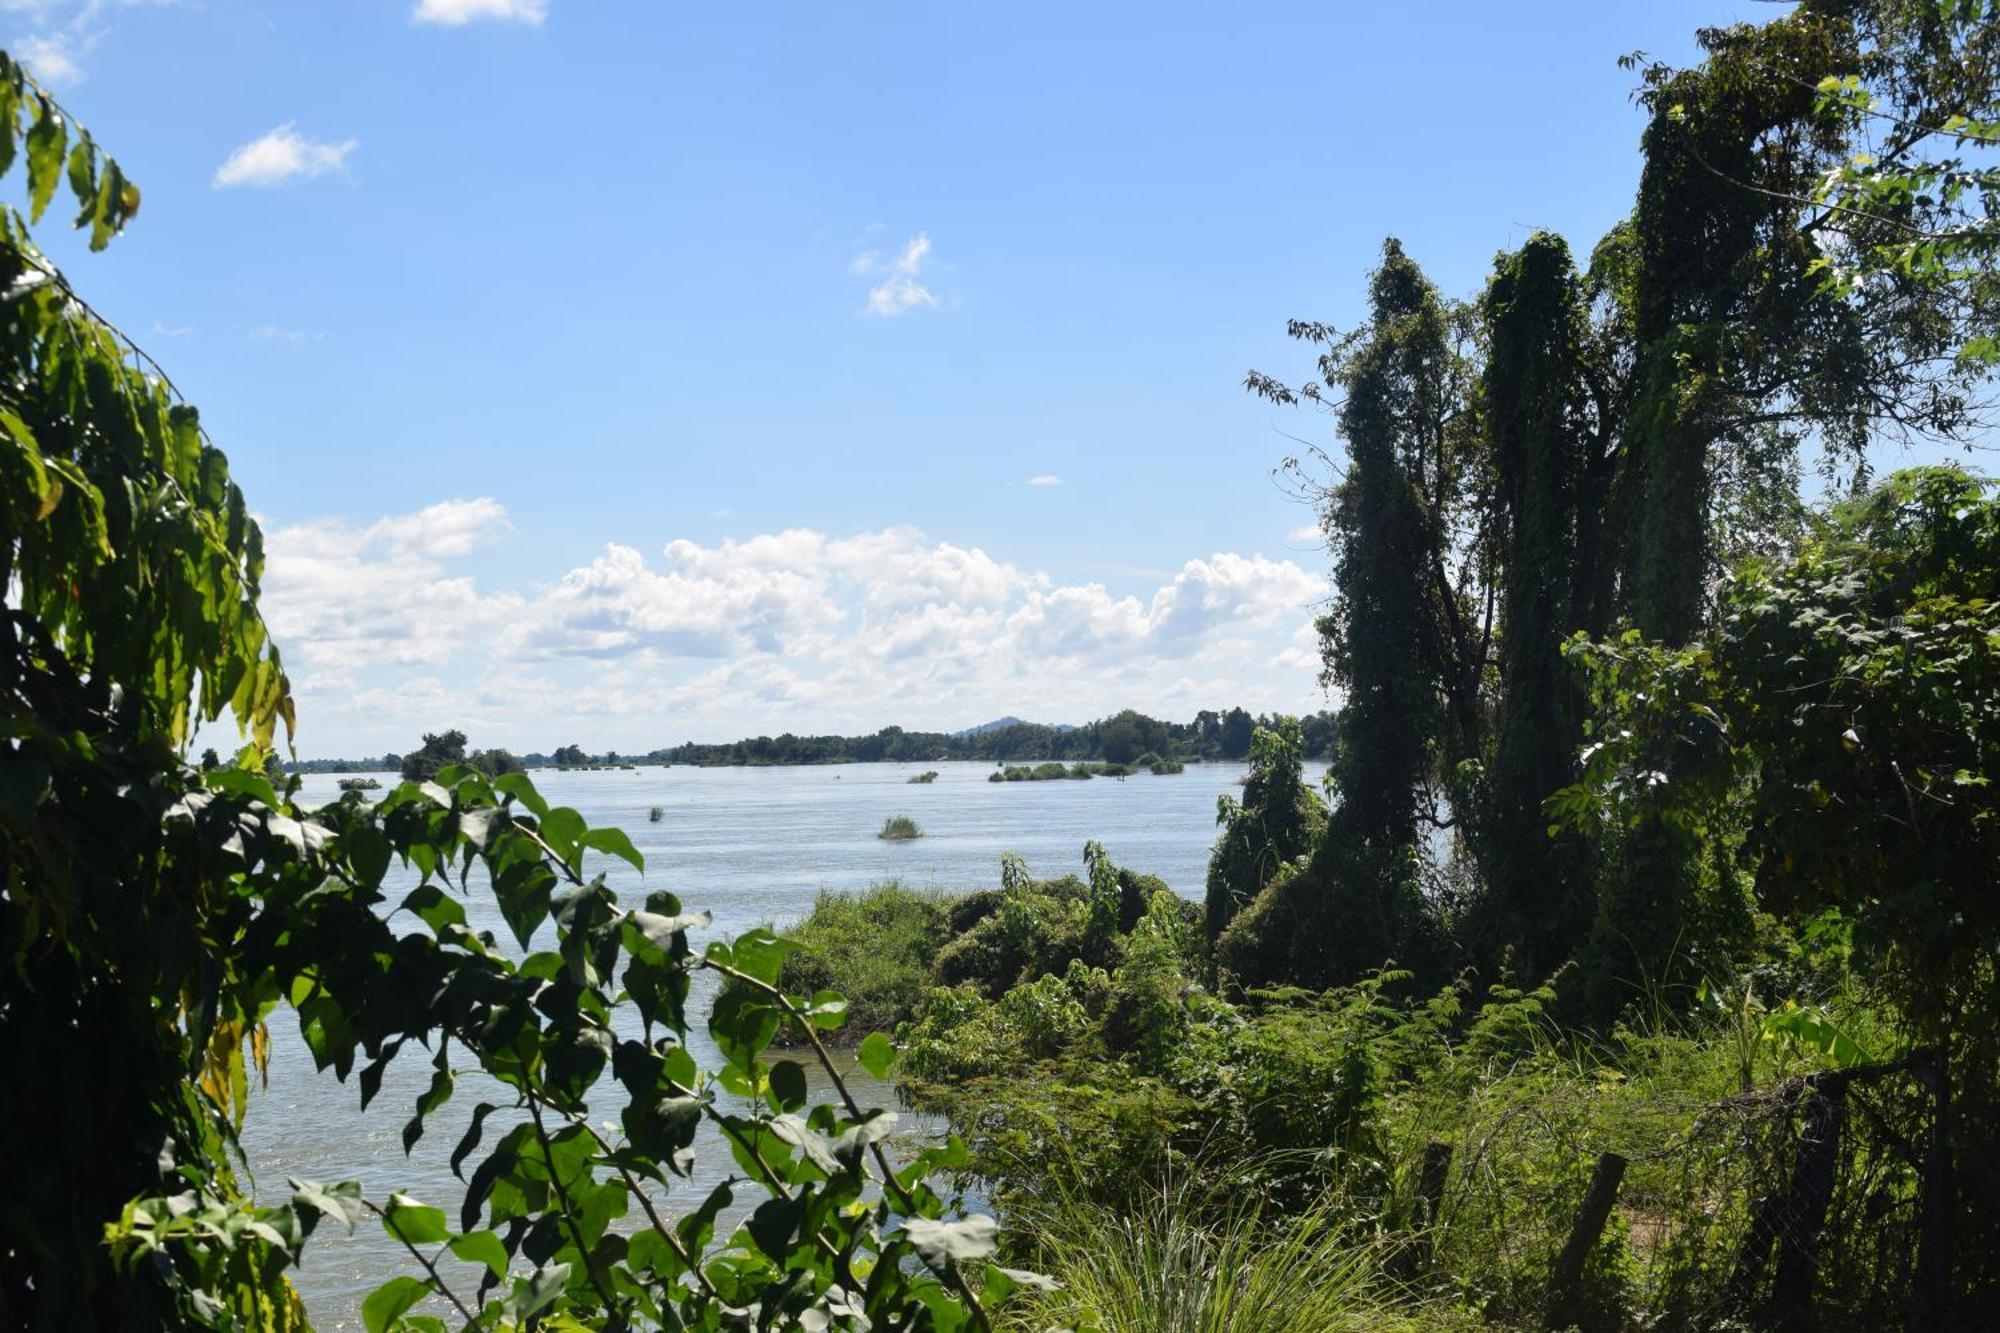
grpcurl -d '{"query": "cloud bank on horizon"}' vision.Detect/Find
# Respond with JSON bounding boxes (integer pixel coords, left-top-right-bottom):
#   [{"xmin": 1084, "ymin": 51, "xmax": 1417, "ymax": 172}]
[{"xmin": 257, "ymin": 499, "xmax": 1328, "ymax": 758}]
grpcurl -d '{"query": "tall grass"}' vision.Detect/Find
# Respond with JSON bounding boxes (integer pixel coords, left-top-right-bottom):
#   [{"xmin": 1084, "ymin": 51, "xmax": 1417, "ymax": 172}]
[
  {"xmin": 1002, "ymin": 1173, "xmax": 1455, "ymax": 1333},
  {"xmin": 879, "ymin": 815, "xmax": 924, "ymax": 840}
]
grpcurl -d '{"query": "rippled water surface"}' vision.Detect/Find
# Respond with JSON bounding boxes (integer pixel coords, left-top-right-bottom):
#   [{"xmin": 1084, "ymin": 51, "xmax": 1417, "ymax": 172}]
[{"xmin": 245, "ymin": 759, "xmax": 1246, "ymax": 1326}]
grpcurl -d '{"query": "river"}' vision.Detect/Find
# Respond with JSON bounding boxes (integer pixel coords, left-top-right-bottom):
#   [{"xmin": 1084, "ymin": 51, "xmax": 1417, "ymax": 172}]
[{"xmin": 243, "ymin": 758, "xmax": 1248, "ymax": 1326}]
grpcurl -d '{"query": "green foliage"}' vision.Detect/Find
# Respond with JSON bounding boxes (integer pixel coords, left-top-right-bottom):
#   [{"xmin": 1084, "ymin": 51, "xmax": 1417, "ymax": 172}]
[
  {"xmin": 1096, "ymin": 708, "xmax": 1169, "ymax": 765},
  {"xmin": 1559, "ymin": 468, "xmax": 2000, "ymax": 1032},
  {"xmin": 1467, "ymin": 233, "xmax": 1596, "ymax": 982},
  {"xmin": 1203, "ymin": 719, "xmax": 1326, "ymax": 940},
  {"xmin": 1236, "ymin": 240, "xmax": 1481, "ymax": 992},
  {"xmin": 1002, "ymin": 1174, "xmax": 1451, "ymax": 1333},
  {"xmin": 1805, "ymin": 4, "xmax": 2000, "ymax": 366},
  {"xmin": 775, "ymin": 884, "xmax": 955, "ymax": 1040},
  {"xmin": 0, "ymin": 60, "xmax": 300, "ymax": 1327}
]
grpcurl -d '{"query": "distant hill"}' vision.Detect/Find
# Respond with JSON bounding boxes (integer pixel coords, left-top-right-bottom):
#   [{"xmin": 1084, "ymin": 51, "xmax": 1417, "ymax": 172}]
[{"xmin": 954, "ymin": 716, "xmax": 1075, "ymax": 737}]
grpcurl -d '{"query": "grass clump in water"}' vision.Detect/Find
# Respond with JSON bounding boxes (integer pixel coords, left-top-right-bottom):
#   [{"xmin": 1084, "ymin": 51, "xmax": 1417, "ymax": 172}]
[
  {"xmin": 907, "ymin": 770, "xmax": 940, "ymax": 784},
  {"xmin": 879, "ymin": 815, "xmax": 924, "ymax": 840}
]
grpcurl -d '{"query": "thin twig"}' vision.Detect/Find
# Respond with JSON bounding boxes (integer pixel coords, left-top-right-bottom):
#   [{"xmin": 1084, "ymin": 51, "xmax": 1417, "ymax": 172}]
[{"xmin": 363, "ymin": 1199, "xmax": 480, "ymax": 1329}]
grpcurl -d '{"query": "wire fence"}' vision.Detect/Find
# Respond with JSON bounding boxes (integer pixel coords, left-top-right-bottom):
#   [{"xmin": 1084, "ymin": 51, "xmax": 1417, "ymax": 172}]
[{"xmin": 1419, "ymin": 1053, "xmax": 1950, "ymax": 1331}]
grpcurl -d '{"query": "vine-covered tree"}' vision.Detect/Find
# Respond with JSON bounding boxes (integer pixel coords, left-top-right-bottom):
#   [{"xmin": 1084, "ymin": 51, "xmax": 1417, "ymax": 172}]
[
  {"xmin": 1466, "ymin": 233, "xmax": 1596, "ymax": 981},
  {"xmin": 1203, "ymin": 719, "xmax": 1325, "ymax": 941},
  {"xmin": 1230, "ymin": 241, "xmax": 1483, "ymax": 986}
]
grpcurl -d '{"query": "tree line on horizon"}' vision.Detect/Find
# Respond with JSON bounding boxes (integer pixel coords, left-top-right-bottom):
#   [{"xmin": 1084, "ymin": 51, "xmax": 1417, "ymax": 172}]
[{"xmin": 280, "ymin": 706, "xmax": 1341, "ymax": 774}]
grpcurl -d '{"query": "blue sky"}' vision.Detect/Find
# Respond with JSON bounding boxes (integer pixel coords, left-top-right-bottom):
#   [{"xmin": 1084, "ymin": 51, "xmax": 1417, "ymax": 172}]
[{"xmin": 11, "ymin": 0, "xmax": 1782, "ymax": 757}]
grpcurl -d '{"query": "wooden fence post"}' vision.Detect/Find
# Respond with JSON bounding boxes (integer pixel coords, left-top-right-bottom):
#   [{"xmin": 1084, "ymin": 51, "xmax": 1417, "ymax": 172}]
[
  {"xmin": 1768, "ymin": 1081, "xmax": 1847, "ymax": 1330},
  {"xmin": 1413, "ymin": 1140, "xmax": 1454, "ymax": 1268},
  {"xmin": 1545, "ymin": 1151, "xmax": 1627, "ymax": 1330}
]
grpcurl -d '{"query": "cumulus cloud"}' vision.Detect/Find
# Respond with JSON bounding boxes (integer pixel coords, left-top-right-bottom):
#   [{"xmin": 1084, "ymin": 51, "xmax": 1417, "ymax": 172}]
[
  {"xmin": 257, "ymin": 504, "xmax": 1327, "ymax": 754},
  {"xmin": 851, "ymin": 232, "xmax": 940, "ymax": 317},
  {"xmin": 260, "ymin": 498, "xmax": 518, "ymax": 673},
  {"xmin": 412, "ymin": 0, "xmax": 547, "ymax": 25},
  {"xmin": 213, "ymin": 124, "xmax": 358, "ymax": 188},
  {"xmin": 15, "ymin": 31, "xmax": 84, "ymax": 85}
]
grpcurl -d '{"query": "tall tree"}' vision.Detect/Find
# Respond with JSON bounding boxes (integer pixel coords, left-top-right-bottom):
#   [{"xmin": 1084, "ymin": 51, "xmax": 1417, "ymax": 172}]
[
  {"xmin": 1470, "ymin": 233, "xmax": 1595, "ymax": 979},
  {"xmin": 1618, "ymin": 3, "xmax": 1998, "ymax": 644},
  {"xmin": 1230, "ymin": 241, "xmax": 1483, "ymax": 986}
]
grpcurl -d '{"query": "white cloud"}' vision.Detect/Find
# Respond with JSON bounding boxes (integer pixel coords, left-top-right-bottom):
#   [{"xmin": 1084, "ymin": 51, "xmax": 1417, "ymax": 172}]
[
  {"xmin": 412, "ymin": 0, "xmax": 546, "ymax": 25},
  {"xmin": 213, "ymin": 124, "xmax": 358, "ymax": 189},
  {"xmin": 1026, "ymin": 474, "xmax": 1063, "ymax": 488},
  {"xmin": 852, "ymin": 232, "xmax": 941, "ymax": 317},
  {"xmin": 260, "ymin": 499, "xmax": 519, "ymax": 674},
  {"xmin": 256, "ymin": 504, "xmax": 1328, "ymax": 755},
  {"xmin": 249, "ymin": 324, "xmax": 327, "ymax": 344},
  {"xmin": 15, "ymin": 31, "xmax": 84, "ymax": 85}
]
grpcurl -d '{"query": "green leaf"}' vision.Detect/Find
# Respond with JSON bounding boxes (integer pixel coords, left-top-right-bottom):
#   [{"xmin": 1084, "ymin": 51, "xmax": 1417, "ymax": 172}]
[
  {"xmin": 447, "ymin": 1229, "xmax": 509, "ymax": 1280},
  {"xmin": 902, "ymin": 1215, "xmax": 999, "ymax": 1268},
  {"xmin": 400, "ymin": 883, "xmax": 466, "ymax": 938},
  {"xmin": 630, "ymin": 907, "xmax": 710, "ymax": 953},
  {"xmin": 382, "ymin": 1192, "xmax": 449, "ymax": 1245},
  {"xmin": 500, "ymin": 1264, "xmax": 569, "ymax": 1323},
  {"xmin": 0, "ymin": 75, "xmax": 18, "ymax": 180},
  {"xmin": 64, "ymin": 132, "xmax": 94, "ymax": 226},
  {"xmin": 768, "ymin": 1059, "xmax": 808, "ymax": 1112},
  {"xmin": 769, "ymin": 1112, "xmax": 840, "ymax": 1173},
  {"xmin": 25, "ymin": 99, "xmax": 63, "ymax": 223},
  {"xmin": 346, "ymin": 824, "xmax": 392, "ymax": 889},
  {"xmin": 730, "ymin": 928, "xmax": 798, "ymax": 986},
  {"xmin": 290, "ymin": 1177, "xmax": 364, "ymax": 1230},
  {"xmin": 805, "ymin": 990, "xmax": 849, "ymax": 1030},
  {"xmin": 539, "ymin": 806, "xmax": 586, "ymax": 864},
  {"xmin": 580, "ymin": 825, "xmax": 644, "ymax": 872},
  {"xmin": 361, "ymin": 1274, "xmax": 432, "ymax": 1333},
  {"xmin": 493, "ymin": 771, "xmax": 548, "ymax": 816},
  {"xmin": 858, "ymin": 1032, "xmax": 898, "ymax": 1079}
]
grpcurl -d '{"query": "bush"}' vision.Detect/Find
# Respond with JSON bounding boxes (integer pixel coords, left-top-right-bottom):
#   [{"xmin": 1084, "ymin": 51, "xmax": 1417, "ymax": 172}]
[
  {"xmin": 774, "ymin": 884, "xmax": 954, "ymax": 1039},
  {"xmin": 879, "ymin": 814, "xmax": 924, "ymax": 840},
  {"xmin": 907, "ymin": 770, "xmax": 939, "ymax": 784}
]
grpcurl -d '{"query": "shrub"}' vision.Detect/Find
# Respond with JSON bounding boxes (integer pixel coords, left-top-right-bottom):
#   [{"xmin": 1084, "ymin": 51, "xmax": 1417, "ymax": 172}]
[
  {"xmin": 774, "ymin": 883, "xmax": 955, "ymax": 1039},
  {"xmin": 879, "ymin": 814, "xmax": 924, "ymax": 840},
  {"xmin": 907, "ymin": 770, "xmax": 940, "ymax": 784}
]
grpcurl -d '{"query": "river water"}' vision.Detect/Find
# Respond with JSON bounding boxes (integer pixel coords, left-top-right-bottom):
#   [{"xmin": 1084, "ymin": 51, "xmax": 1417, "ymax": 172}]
[{"xmin": 244, "ymin": 758, "xmax": 1247, "ymax": 1326}]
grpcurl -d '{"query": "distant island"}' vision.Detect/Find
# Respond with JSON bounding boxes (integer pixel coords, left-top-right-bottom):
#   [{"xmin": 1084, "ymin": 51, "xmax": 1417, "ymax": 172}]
[{"xmin": 279, "ymin": 707, "xmax": 1338, "ymax": 774}]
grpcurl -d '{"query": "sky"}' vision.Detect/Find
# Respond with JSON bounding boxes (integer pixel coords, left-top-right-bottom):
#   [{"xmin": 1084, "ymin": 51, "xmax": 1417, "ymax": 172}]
[{"xmin": 7, "ymin": 0, "xmax": 1797, "ymax": 758}]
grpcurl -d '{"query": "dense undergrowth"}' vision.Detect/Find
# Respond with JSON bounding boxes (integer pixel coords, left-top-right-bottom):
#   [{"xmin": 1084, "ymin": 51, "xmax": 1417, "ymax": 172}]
[{"xmin": 779, "ymin": 855, "xmax": 1909, "ymax": 1330}]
